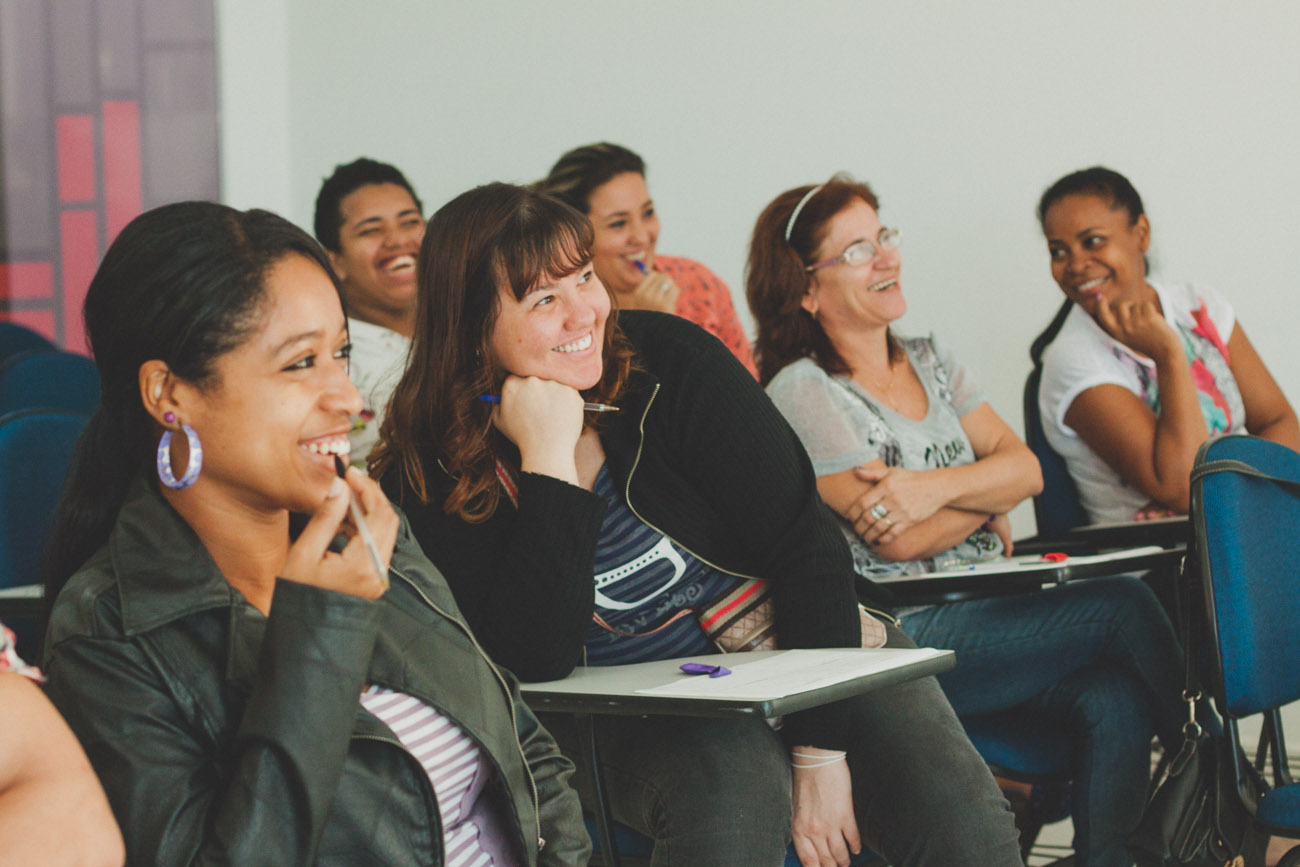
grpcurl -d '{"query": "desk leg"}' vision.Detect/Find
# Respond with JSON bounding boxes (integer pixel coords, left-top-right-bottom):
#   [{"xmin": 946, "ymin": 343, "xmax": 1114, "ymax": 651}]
[{"xmin": 577, "ymin": 712, "xmax": 621, "ymax": 867}]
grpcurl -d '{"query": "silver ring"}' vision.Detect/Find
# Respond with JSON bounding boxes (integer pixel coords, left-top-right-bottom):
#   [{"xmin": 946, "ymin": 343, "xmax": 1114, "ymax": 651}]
[{"xmin": 869, "ymin": 503, "xmax": 889, "ymax": 521}]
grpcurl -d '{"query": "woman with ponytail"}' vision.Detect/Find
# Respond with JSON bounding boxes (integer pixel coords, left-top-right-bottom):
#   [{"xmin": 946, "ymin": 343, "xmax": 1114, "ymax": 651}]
[{"xmin": 40, "ymin": 202, "xmax": 588, "ymax": 866}]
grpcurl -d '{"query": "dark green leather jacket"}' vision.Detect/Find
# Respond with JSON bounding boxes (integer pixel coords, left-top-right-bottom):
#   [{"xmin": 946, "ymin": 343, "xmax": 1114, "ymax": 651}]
[{"xmin": 43, "ymin": 478, "xmax": 590, "ymax": 866}]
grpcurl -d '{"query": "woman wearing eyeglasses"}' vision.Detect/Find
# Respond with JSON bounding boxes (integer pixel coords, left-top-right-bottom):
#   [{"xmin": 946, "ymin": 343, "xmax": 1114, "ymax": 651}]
[
  {"xmin": 1037, "ymin": 166, "xmax": 1300, "ymax": 523},
  {"xmin": 749, "ymin": 174, "xmax": 1189, "ymax": 867}
]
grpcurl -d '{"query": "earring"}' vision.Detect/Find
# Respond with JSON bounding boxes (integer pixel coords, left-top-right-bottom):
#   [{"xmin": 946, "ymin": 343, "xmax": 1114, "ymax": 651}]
[{"xmin": 157, "ymin": 420, "xmax": 203, "ymax": 490}]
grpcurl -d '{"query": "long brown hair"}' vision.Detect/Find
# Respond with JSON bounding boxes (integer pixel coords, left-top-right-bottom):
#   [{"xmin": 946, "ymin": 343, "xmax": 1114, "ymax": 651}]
[
  {"xmin": 746, "ymin": 173, "xmax": 897, "ymax": 385},
  {"xmin": 371, "ymin": 182, "xmax": 634, "ymax": 521}
]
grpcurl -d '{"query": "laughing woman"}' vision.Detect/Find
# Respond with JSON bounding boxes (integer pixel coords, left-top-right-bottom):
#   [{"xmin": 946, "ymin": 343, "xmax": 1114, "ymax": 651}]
[
  {"xmin": 748, "ymin": 174, "xmax": 1189, "ymax": 867},
  {"xmin": 40, "ymin": 202, "xmax": 588, "ymax": 866},
  {"xmin": 1037, "ymin": 166, "xmax": 1300, "ymax": 523},
  {"xmin": 375, "ymin": 181, "xmax": 1025, "ymax": 867}
]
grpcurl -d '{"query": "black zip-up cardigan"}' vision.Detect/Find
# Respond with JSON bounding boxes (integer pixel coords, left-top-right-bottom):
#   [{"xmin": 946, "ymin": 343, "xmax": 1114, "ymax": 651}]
[{"xmin": 386, "ymin": 311, "xmax": 893, "ymax": 750}]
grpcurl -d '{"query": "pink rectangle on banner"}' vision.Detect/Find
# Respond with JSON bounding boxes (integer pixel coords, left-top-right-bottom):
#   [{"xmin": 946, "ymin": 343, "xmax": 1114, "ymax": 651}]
[
  {"xmin": 102, "ymin": 100, "xmax": 142, "ymax": 243},
  {"xmin": 57, "ymin": 115, "xmax": 97, "ymax": 203},
  {"xmin": 0, "ymin": 262, "xmax": 54, "ymax": 300},
  {"xmin": 60, "ymin": 210, "xmax": 99, "ymax": 354},
  {"xmin": 0, "ymin": 309, "xmax": 57, "ymax": 342}
]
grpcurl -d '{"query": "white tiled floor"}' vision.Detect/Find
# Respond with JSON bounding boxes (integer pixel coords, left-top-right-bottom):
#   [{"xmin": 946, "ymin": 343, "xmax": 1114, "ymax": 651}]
[{"xmin": 1028, "ymin": 701, "xmax": 1300, "ymax": 865}]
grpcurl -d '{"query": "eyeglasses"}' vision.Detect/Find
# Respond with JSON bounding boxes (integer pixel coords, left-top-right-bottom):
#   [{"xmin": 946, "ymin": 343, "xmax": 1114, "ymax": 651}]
[{"xmin": 805, "ymin": 228, "xmax": 902, "ymax": 272}]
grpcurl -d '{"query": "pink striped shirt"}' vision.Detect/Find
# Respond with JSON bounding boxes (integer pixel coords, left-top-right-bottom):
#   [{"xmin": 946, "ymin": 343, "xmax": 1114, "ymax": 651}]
[{"xmin": 361, "ymin": 685, "xmax": 519, "ymax": 866}]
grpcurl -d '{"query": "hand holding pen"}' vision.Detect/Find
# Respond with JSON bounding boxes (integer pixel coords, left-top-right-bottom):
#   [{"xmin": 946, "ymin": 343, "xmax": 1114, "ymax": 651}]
[
  {"xmin": 280, "ymin": 457, "xmax": 396, "ymax": 599},
  {"xmin": 478, "ymin": 394, "xmax": 618, "ymax": 413},
  {"xmin": 487, "ymin": 376, "xmax": 593, "ymax": 487},
  {"xmin": 629, "ymin": 260, "xmax": 681, "ymax": 314}
]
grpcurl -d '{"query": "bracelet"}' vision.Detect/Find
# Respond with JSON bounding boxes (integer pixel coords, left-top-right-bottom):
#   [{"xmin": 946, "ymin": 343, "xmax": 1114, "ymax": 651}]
[
  {"xmin": 791, "ymin": 750, "xmax": 847, "ymax": 759},
  {"xmin": 790, "ymin": 749, "xmax": 847, "ymax": 769},
  {"xmin": 791, "ymin": 754, "xmax": 848, "ymax": 769}
]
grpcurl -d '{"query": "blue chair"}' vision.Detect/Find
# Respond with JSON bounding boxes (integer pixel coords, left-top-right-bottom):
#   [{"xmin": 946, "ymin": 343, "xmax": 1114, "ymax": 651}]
[
  {"xmin": 1190, "ymin": 435, "xmax": 1300, "ymax": 867},
  {"xmin": 0, "ymin": 321, "xmax": 55, "ymax": 363},
  {"xmin": 1024, "ymin": 300, "xmax": 1089, "ymax": 539},
  {"xmin": 0, "ymin": 409, "xmax": 88, "ymax": 647},
  {"xmin": 0, "ymin": 350, "xmax": 100, "ymax": 416},
  {"xmin": 964, "ymin": 711, "xmax": 1074, "ymax": 864}
]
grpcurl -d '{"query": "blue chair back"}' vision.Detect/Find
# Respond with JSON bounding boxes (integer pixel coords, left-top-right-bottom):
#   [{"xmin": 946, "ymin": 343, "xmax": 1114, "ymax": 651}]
[
  {"xmin": 0, "ymin": 321, "xmax": 55, "ymax": 363},
  {"xmin": 1024, "ymin": 299, "xmax": 1089, "ymax": 538},
  {"xmin": 0, "ymin": 409, "xmax": 89, "ymax": 590},
  {"xmin": 1191, "ymin": 434, "xmax": 1300, "ymax": 718},
  {"xmin": 0, "ymin": 350, "xmax": 101, "ymax": 416}
]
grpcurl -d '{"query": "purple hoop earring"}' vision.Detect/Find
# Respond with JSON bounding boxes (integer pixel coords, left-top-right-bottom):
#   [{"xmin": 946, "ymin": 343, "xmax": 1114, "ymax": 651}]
[{"xmin": 157, "ymin": 423, "xmax": 203, "ymax": 490}]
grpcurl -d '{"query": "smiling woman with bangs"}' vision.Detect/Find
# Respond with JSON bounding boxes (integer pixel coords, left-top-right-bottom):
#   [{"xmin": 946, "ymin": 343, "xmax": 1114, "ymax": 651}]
[{"xmin": 375, "ymin": 182, "xmax": 1031, "ymax": 867}]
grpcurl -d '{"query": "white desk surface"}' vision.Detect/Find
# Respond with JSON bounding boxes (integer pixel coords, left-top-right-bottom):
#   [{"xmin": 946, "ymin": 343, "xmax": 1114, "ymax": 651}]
[
  {"xmin": 888, "ymin": 545, "xmax": 1169, "ymax": 583},
  {"xmin": 863, "ymin": 543, "xmax": 1184, "ymax": 604},
  {"xmin": 521, "ymin": 647, "xmax": 954, "ymax": 718}
]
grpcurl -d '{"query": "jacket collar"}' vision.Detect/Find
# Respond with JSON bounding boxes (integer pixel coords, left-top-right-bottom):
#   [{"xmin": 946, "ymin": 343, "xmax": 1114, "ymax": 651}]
[{"xmin": 111, "ymin": 476, "xmax": 251, "ymax": 637}]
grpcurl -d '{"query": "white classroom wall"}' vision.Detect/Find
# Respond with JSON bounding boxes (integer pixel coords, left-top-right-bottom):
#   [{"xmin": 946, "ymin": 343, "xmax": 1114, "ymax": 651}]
[{"xmin": 215, "ymin": 0, "xmax": 1300, "ymax": 537}]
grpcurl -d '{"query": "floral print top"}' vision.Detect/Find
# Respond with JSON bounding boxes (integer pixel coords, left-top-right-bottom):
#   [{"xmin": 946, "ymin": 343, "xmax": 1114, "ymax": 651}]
[{"xmin": 1040, "ymin": 280, "xmax": 1245, "ymax": 524}]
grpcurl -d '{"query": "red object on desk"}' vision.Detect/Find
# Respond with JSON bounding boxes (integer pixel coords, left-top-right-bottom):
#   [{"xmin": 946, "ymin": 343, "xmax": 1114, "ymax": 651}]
[{"xmin": 1040, "ymin": 552, "xmax": 1068, "ymax": 562}]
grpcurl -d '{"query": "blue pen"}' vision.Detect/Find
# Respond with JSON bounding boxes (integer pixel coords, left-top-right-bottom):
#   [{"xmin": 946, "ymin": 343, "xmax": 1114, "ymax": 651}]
[{"xmin": 478, "ymin": 394, "xmax": 619, "ymax": 413}]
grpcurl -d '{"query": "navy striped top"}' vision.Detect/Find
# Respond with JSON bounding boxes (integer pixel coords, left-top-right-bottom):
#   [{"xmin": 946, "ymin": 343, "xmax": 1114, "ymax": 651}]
[{"xmin": 585, "ymin": 465, "xmax": 737, "ymax": 666}]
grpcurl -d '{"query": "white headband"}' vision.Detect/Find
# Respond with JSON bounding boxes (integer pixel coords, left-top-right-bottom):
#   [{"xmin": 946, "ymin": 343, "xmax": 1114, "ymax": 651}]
[{"xmin": 784, "ymin": 184, "xmax": 824, "ymax": 243}]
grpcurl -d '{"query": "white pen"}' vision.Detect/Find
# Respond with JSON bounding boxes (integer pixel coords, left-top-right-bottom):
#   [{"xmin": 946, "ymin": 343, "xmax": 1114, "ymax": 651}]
[{"xmin": 335, "ymin": 455, "xmax": 389, "ymax": 589}]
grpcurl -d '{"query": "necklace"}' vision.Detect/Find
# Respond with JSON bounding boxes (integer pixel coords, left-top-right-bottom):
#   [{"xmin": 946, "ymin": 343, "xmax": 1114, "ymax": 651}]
[{"xmin": 870, "ymin": 359, "xmax": 899, "ymax": 411}]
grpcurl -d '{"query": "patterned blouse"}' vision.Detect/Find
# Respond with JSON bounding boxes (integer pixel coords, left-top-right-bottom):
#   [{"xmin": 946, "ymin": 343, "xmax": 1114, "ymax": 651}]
[
  {"xmin": 654, "ymin": 254, "xmax": 758, "ymax": 379},
  {"xmin": 0, "ymin": 620, "xmax": 40, "ymax": 680}
]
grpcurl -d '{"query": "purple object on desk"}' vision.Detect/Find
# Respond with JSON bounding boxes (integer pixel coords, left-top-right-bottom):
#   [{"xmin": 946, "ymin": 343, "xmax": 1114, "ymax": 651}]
[{"xmin": 679, "ymin": 662, "xmax": 731, "ymax": 678}]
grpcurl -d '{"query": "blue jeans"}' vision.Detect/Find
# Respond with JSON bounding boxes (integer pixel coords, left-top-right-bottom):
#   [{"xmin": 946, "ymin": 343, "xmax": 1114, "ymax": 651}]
[{"xmin": 900, "ymin": 575, "xmax": 1185, "ymax": 867}]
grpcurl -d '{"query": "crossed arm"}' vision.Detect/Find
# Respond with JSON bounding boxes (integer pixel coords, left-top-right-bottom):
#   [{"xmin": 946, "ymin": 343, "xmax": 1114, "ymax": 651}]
[{"xmin": 815, "ymin": 403, "xmax": 1042, "ymax": 562}]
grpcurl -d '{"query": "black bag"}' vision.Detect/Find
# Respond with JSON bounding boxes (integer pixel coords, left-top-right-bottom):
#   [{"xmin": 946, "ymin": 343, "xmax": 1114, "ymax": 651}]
[
  {"xmin": 1126, "ymin": 554, "xmax": 1268, "ymax": 867},
  {"xmin": 1127, "ymin": 720, "xmax": 1266, "ymax": 867}
]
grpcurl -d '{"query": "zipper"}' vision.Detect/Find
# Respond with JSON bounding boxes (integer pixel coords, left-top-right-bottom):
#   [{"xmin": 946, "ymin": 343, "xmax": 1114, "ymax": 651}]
[
  {"xmin": 388, "ymin": 565, "xmax": 544, "ymax": 852},
  {"xmin": 621, "ymin": 384, "xmax": 755, "ymax": 583},
  {"xmin": 621, "ymin": 382, "xmax": 901, "ymax": 631}
]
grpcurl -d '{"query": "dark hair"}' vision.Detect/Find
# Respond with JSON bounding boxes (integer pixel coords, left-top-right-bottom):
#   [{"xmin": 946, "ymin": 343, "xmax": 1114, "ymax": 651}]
[
  {"xmin": 43, "ymin": 202, "xmax": 339, "ymax": 607},
  {"xmin": 1037, "ymin": 166, "xmax": 1145, "ymax": 227},
  {"xmin": 371, "ymin": 183, "xmax": 635, "ymax": 522},
  {"xmin": 1037, "ymin": 166, "xmax": 1149, "ymax": 275},
  {"xmin": 746, "ymin": 173, "xmax": 898, "ymax": 385},
  {"xmin": 313, "ymin": 157, "xmax": 424, "ymax": 252},
  {"xmin": 534, "ymin": 142, "xmax": 647, "ymax": 214}
]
